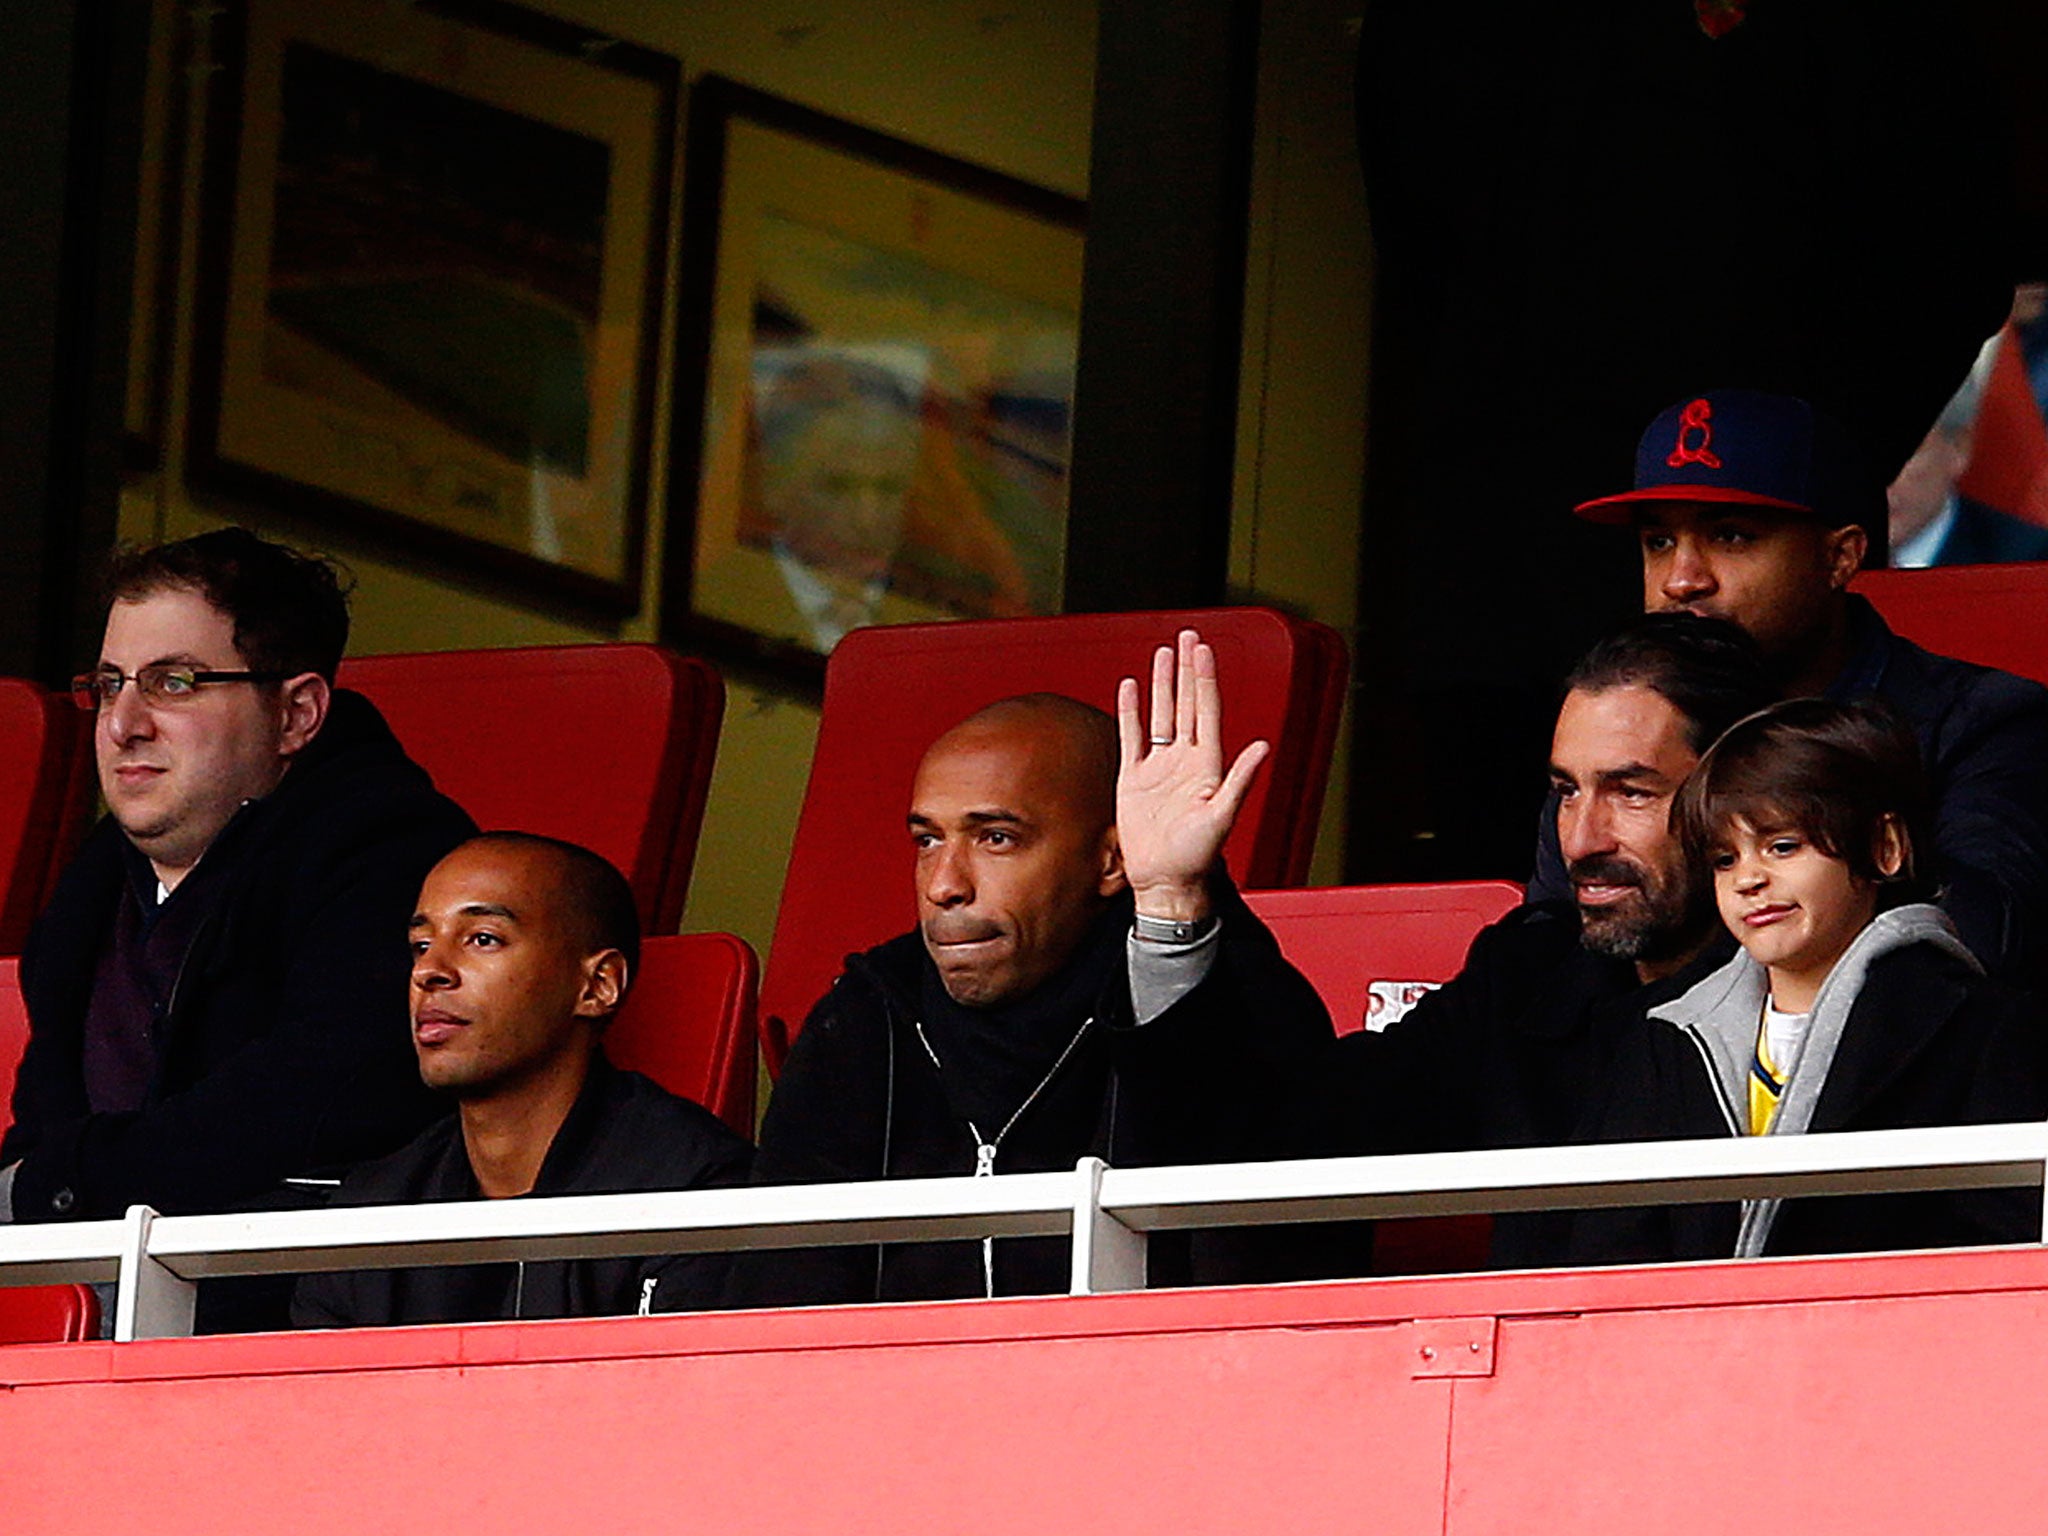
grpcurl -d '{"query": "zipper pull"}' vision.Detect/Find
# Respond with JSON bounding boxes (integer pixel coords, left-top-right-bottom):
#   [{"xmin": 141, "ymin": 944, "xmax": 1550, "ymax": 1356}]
[
  {"xmin": 975, "ymin": 1142, "xmax": 999, "ymax": 1296},
  {"xmin": 638, "ymin": 1276, "xmax": 658, "ymax": 1316}
]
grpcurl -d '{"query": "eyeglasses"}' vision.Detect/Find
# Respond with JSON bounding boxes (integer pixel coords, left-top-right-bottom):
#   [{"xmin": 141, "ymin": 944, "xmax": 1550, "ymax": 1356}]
[{"xmin": 71, "ymin": 665, "xmax": 289, "ymax": 712}]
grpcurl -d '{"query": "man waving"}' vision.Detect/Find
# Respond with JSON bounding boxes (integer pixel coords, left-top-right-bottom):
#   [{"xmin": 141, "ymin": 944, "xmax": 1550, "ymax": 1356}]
[{"xmin": 731, "ymin": 630, "xmax": 1331, "ymax": 1306}]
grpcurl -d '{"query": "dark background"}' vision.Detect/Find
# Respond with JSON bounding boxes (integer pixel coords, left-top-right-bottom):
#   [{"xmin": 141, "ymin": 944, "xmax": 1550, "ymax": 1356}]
[
  {"xmin": 3, "ymin": 0, "xmax": 2044, "ymax": 892},
  {"xmin": 1347, "ymin": 0, "xmax": 2038, "ymax": 883}
]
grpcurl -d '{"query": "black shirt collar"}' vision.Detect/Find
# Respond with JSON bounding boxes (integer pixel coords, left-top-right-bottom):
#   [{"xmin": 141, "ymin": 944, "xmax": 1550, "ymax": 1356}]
[{"xmin": 916, "ymin": 893, "xmax": 1130, "ymax": 1134}]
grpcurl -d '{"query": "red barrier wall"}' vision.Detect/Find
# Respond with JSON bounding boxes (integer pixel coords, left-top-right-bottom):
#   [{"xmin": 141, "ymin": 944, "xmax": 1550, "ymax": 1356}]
[{"xmin": 7, "ymin": 1248, "xmax": 2048, "ymax": 1533}]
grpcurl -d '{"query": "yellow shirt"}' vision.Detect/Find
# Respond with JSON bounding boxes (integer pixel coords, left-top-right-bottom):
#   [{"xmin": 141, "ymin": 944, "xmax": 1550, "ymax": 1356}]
[{"xmin": 1749, "ymin": 1016, "xmax": 1787, "ymax": 1136}]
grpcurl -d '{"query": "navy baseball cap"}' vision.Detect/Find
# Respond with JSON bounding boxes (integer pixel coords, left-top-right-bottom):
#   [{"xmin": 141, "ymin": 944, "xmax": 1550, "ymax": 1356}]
[{"xmin": 1574, "ymin": 389, "xmax": 1872, "ymax": 527}]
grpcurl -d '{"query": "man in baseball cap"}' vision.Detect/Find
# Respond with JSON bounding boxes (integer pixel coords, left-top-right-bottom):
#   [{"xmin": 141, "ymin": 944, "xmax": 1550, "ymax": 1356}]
[
  {"xmin": 1574, "ymin": 390, "xmax": 1880, "ymax": 693},
  {"xmin": 1527, "ymin": 388, "xmax": 2048, "ymax": 983}
]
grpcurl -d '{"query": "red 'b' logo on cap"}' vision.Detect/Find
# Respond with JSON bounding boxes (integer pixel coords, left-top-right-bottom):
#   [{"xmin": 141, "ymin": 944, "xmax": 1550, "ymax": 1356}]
[{"xmin": 1667, "ymin": 398, "xmax": 1724, "ymax": 470}]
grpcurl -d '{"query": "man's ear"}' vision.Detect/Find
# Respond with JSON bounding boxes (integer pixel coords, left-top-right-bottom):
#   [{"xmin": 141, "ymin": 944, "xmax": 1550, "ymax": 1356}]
[
  {"xmin": 1097, "ymin": 825, "xmax": 1128, "ymax": 898},
  {"xmin": 1873, "ymin": 814, "xmax": 1910, "ymax": 881},
  {"xmin": 276, "ymin": 673, "xmax": 331, "ymax": 758},
  {"xmin": 573, "ymin": 949, "xmax": 629, "ymax": 1020},
  {"xmin": 1825, "ymin": 522, "xmax": 1869, "ymax": 589}
]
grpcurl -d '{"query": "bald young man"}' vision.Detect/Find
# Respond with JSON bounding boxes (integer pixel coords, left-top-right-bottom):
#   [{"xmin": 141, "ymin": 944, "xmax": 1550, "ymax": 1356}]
[
  {"xmin": 293, "ymin": 834, "xmax": 750, "ymax": 1328},
  {"xmin": 731, "ymin": 632, "xmax": 1332, "ymax": 1306}
]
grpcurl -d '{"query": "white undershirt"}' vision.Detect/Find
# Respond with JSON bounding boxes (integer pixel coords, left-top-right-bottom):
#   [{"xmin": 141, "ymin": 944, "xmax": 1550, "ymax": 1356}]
[{"xmin": 1763, "ymin": 1000, "xmax": 1812, "ymax": 1077}]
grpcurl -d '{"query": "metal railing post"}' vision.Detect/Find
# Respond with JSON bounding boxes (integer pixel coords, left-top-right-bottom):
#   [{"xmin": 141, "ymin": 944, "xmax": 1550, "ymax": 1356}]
[
  {"xmin": 113, "ymin": 1205, "xmax": 196, "ymax": 1342},
  {"xmin": 2037, "ymin": 1122, "xmax": 2048, "ymax": 1244},
  {"xmin": 1069, "ymin": 1157, "xmax": 1146, "ymax": 1295}
]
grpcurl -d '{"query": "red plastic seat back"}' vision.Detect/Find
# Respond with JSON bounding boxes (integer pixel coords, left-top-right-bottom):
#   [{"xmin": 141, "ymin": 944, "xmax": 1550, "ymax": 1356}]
[
  {"xmin": 1243, "ymin": 881, "xmax": 1523, "ymax": 1277},
  {"xmin": 0, "ymin": 681, "xmax": 93, "ymax": 954},
  {"xmin": 0, "ymin": 954, "xmax": 92, "ymax": 1336},
  {"xmin": 1242, "ymin": 881, "xmax": 1524, "ymax": 1035},
  {"xmin": 338, "ymin": 645, "xmax": 724, "ymax": 932},
  {"xmin": 605, "ymin": 932, "xmax": 758, "ymax": 1137},
  {"xmin": 0, "ymin": 955, "xmax": 27, "ymax": 1136},
  {"xmin": 1853, "ymin": 565, "xmax": 2048, "ymax": 686},
  {"xmin": 42, "ymin": 706, "xmax": 96, "ymax": 922},
  {"xmin": 760, "ymin": 608, "xmax": 1347, "ymax": 1066},
  {"xmin": 0, "ymin": 1284, "xmax": 98, "ymax": 1346}
]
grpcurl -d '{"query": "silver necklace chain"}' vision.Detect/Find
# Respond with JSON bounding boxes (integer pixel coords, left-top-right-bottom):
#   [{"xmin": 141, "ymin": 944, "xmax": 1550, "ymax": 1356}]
[{"xmin": 911, "ymin": 1013, "xmax": 1096, "ymax": 1296}]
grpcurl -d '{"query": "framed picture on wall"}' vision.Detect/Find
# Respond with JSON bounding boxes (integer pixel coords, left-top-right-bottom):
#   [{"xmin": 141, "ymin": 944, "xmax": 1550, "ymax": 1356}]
[
  {"xmin": 189, "ymin": 0, "xmax": 678, "ymax": 616},
  {"xmin": 665, "ymin": 77, "xmax": 1087, "ymax": 685}
]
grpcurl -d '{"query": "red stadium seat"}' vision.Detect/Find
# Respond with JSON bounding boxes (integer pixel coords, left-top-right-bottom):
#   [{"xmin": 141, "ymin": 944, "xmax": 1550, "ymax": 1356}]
[
  {"xmin": 337, "ymin": 645, "xmax": 724, "ymax": 933},
  {"xmin": 42, "ymin": 704, "xmax": 96, "ymax": 920},
  {"xmin": 0, "ymin": 955, "xmax": 28, "ymax": 1132},
  {"xmin": 758, "ymin": 608, "xmax": 1348, "ymax": 1071},
  {"xmin": 1244, "ymin": 881, "xmax": 1523, "ymax": 1275},
  {"xmin": 0, "ymin": 1284, "xmax": 97, "ymax": 1345},
  {"xmin": 605, "ymin": 931, "xmax": 759, "ymax": 1138},
  {"xmin": 0, "ymin": 680, "xmax": 93, "ymax": 954},
  {"xmin": 1853, "ymin": 564, "xmax": 2048, "ymax": 687},
  {"xmin": 1242, "ymin": 880, "xmax": 1523, "ymax": 1035},
  {"xmin": 0, "ymin": 956, "xmax": 103, "ymax": 1345}
]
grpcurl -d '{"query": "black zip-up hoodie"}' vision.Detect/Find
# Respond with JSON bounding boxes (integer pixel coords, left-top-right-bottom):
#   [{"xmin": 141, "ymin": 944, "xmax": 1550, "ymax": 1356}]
[{"xmin": 727, "ymin": 883, "xmax": 1332, "ymax": 1307}]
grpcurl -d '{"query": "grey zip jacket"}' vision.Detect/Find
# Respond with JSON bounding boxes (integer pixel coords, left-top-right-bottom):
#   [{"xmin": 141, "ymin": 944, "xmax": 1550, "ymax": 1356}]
[{"xmin": 1646, "ymin": 902, "xmax": 1979, "ymax": 1256}]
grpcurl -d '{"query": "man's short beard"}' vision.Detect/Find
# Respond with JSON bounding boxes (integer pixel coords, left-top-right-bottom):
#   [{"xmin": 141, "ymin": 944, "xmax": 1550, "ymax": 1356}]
[
  {"xmin": 1571, "ymin": 856, "xmax": 1698, "ymax": 962},
  {"xmin": 1580, "ymin": 897, "xmax": 1680, "ymax": 960}
]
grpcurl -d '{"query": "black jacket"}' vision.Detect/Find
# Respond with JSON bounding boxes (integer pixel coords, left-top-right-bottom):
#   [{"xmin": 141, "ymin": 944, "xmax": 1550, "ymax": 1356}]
[
  {"xmin": 1557, "ymin": 940, "xmax": 2048, "ymax": 1263},
  {"xmin": 292, "ymin": 1057, "xmax": 753, "ymax": 1328},
  {"xmin": 1322, "ymin": 902, "xmax": 1721, "ymax": 1157},
  {"xmin": 1314, "ymin": 901, "xmax": 1734, "ymax": 1270},
  {"xmin": 728, "ymin": 885, "xmax": 1333, "ymax": 1307},
  {"xmin": 1320, "ymin": 903, "xmax": 2045, "ymax": 1269},
  {"xmin": 1530, "ymin": 597, "xmax": 2048, "ymax": 982},
  {"xmin": 3, "ymin": 690, "xmax": 475, "ymax": 1221}
]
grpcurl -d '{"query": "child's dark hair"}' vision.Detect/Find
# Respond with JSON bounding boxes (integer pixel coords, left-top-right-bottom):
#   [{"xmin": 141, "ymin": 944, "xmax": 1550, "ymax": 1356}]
[{"xmin": 1673, "ymin": 697, "xmax": 1931, "ymax": 906}]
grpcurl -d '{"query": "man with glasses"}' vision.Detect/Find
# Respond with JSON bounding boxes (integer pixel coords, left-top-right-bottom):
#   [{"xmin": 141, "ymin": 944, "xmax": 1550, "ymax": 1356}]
[{"xmin": 0, "ymin": 529, "xmax": 473, "ymax": 1301}]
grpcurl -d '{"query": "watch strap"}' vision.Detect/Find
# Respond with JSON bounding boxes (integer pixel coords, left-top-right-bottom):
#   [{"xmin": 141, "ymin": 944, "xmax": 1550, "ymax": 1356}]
[{"xmin": 1132, "ymin": 911, "xmax": 1219, "ymax": 945}]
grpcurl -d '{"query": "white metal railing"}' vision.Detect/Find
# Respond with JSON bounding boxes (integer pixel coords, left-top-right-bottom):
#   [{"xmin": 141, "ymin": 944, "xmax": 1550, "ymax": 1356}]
[{"xmin": 4, "ymin": 1120, "xmax": 2047, "ymax": 1340}]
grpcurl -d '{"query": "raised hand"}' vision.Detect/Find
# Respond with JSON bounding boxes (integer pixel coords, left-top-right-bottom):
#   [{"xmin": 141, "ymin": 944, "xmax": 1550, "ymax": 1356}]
[{"xmin": 1115, "ymin": 628, "xmax": 1271, "ymax": 921}]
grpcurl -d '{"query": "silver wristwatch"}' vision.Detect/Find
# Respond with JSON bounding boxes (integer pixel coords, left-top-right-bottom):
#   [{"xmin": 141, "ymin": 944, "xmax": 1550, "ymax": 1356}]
[{"xmin": 1132, "ymin": 911, "xmax": 1219, "ymax": 945}]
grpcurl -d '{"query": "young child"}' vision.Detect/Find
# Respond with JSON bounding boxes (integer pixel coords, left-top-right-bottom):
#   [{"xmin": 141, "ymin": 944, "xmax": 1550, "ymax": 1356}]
[
  {"xmin": 1590, "ymin": 696, "xmax": 2045, "ymax": 1261},
  {"xmin": 1674, "ymin": 696, "xmax": 1935, "ymax": 1149}
]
